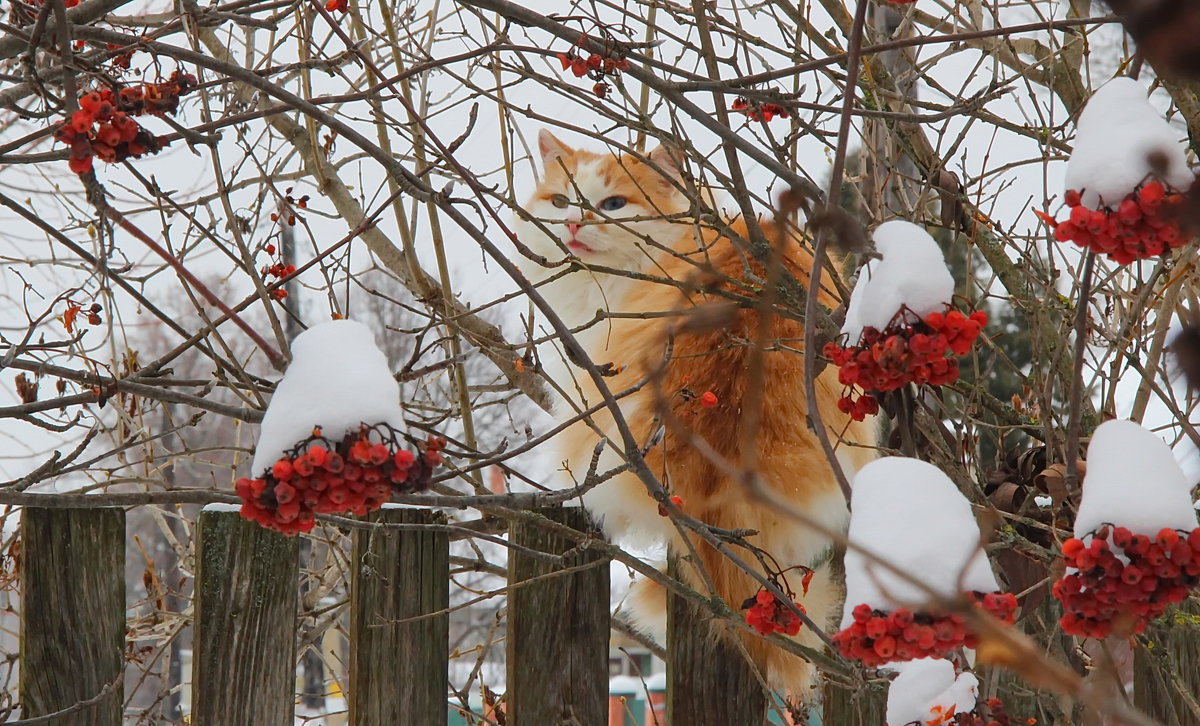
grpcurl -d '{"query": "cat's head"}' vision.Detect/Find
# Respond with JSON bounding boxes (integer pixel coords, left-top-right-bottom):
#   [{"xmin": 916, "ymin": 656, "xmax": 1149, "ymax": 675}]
[{"xmin": 513, "ymin": 130, "xmax": 689, "ymax": 273}]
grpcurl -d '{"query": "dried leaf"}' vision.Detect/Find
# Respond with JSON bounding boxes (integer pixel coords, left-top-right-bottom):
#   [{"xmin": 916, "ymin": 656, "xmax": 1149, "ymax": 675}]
[
  {"xmin": 63, "ymin": 303, "xmax": 80, "ymax": 334},
  {"xmin": 936, "ymin": 170, "xmax": 964, "ymax": 230},
  {"xmin": 1170, "ymin": 324, "xmax": 1200, "ymax": 392},
  {"xmin": 808, "ymin": 206, "xmax": 867, "ymax": 254},
  {"xmin": 14, "ymin": 374, "xmax": 38, "ymax": 404},
  {"xmin": 974, "ymin": 620, "xmax": 1080, "ymax": 693},
  {"xmin": 1032, "ymin": 209, "xmax": 1058, "ymax": 228},
  {"xmin": 1035, "ymin": 461, "xmax": 1085, "ymax": 508},
  {"xmin": 988, "ymin": 480, "xmax": 1025, "ymax": 513}
]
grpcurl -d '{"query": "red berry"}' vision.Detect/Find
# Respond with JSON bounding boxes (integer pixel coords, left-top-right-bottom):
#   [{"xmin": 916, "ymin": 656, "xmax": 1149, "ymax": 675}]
[{"xmin": 272, "ymin": 459, "xmax": 294, "ymax": 480}]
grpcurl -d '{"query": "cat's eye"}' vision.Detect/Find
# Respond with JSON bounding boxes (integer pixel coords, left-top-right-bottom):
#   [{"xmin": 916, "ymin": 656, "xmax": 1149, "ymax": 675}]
[
  {"xmin": 550, "ymin": 194, "xmax": 570, "ymax": 209},
  {"xmin": 598, "ymin": 196, "xmax": 627, "ymax": 212}
]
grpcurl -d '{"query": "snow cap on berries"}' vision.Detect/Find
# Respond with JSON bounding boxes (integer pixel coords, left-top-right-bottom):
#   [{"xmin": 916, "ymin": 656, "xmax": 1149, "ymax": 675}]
[
  {"xmin": 842, "ymin": 457, "xmax": 1000, "ymax": 627},
  {"xmin": 251, "ymin": 319, "xmax": 406, "ymax": 474},
  {"xmin": 885, "ymin": 658, "xmax": 979, "ymax": 726},
  {"xmin": 1074, "ymin": 419, "xmax": 1198, "ymax": 538},
  {"xmin": 1065, "ymin": 78, "xmax": 1193, "ymax": 210},
  {"xmin": 841, "ymin": 221, "xmax": 955, "ymax": 342}
]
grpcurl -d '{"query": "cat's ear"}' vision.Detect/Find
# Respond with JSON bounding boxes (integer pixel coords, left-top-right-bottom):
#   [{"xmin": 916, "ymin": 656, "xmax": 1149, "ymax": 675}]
[
  {"xmin": 538, "ymin": 129, "xmax": 570, "ymax": 167},
  {"xmin": 646, "ymin": 144, "xmax": 682, "ymax": 179}
]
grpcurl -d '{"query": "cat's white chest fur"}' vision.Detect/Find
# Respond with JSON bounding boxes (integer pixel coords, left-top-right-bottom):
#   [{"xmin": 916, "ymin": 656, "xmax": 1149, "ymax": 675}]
[{"xmin": 521, "ymin": 265, "xmax": 635, "ymax": 409}]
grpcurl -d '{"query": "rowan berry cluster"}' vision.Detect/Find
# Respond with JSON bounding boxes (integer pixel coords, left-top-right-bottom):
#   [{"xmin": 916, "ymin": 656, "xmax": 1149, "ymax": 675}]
[
  {"xmin": 55, "ymin": 71, "xmax": 197, "ymax": 175},
  {"xmin": 833, "ymin": 591, "xmax": 1018, "ymax": 667},
  {"xmin": 556, "ymin": 39, "xmax": 630, "ymax": 98},
  {"xmin": 262, "ymin": 258, "xmax": 295, "ymax": 300},
  {"xmin": 236, "ymin": 425, "xmax": 446, "ymax": 534},
  {"xmin": 269, "ymin": 187, "xmax": 310, "ymax": 227},
  {"xmin": 1042, "ymin": 183, "xmax": 1189, "ymax": 265},
  {"xmin": 106, "ymin": 43, "xmax": 136, "ymax": 70},
  {"xmin": 1052, "ymin": 524, "xmax": 1200, "ymax": 638},
  {"xmin": 731, "ymin": 96, "xmax": 790, "ymax": 122},
  {"xmin": 742, "ymin": 589, "xmax": 805, "ymax": 636},
  {"xmin": 824, "ymin": 308, "xmax": 988, "ymax": 421},
  {"xmin": 263, "ymin": 262, "xmax": 296, "ymax": 280}
]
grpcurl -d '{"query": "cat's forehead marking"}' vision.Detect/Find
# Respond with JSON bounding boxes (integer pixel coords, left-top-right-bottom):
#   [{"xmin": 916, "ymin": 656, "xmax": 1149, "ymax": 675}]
[{"xmin": 574, "ymin": 158, "xmax": 607, "ymax": 185}]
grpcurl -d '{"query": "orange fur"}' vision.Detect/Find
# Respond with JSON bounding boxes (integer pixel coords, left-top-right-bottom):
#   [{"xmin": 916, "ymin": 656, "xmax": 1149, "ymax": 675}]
[{"xmin": 517, "ymin": 132, "xmax": 876, "ymax": 696}]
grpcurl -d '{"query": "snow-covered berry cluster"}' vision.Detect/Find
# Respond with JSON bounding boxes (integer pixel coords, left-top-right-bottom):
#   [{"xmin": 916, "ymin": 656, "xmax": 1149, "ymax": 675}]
[
  {"xmin": 55, "ymin": 71, "xmax": 197, "ymax": 175},
  {"xmin": 731, "ymin": 96, "xmax": 789, "ymax": 122},
  {"xmin": 1042, "ymin": 183, "xmax": 1188, "ymax": 265},
  {"xmin": 1052, "ymin": 523, "xmax": 1200, "ymax": 638},
  {"xmin": 824, "ymin": 308, "xmax": 987, "ymax": 421},
  {"xmin": 742, "ymin": 589, "xmax": 805, "ymax": 636},
  {"xmin": 236, "ymin": 425, "xmax": 445, "ymax": 534},
  {"xmin": 833, "ymin": 592, "xmax": 1017, "ymax": 667},
  {"xmin": 556, "ymin": 40, "xmax": 630, "ymax": 98},
  {"xmin": 895, "ymin": 696, "xmax": 1014, "ymax": 726}
]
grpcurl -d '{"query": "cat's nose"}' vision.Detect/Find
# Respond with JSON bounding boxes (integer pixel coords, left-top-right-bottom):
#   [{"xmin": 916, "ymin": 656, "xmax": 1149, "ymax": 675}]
[{"xmin": 566, "ymin": 221, "xmax": 581, "ymax": 237}]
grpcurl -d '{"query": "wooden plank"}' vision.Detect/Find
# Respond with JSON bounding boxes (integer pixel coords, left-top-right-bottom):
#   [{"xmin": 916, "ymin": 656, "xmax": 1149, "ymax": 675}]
[
  {"xmin": 507, "ymin": 507, "xmax": 609, "ymax": 726},
  {"xmin": 821, "ymin": 550, "xmax": 886, "ymax": 726},
  {"xmin": 1135, "ymin": 600, "xmax": 1200, "ymax": 725},
  {"xmin": 349, "ymin": 507, "xmax": 449, "ymax": 724},
  {"xmin": 666, "ymin": 554, "xmax": 768, "ymax": 726},
  {"xmin": 20, "ymin": 507, "xmax": 124, "ymax": 726},
  {"xmin": 821, "ymin": 677, "xmax": 887, "ymax": 726},
  {"xmin": 192, "ymin": 507, "xmax": 299, "ymax": 726}
]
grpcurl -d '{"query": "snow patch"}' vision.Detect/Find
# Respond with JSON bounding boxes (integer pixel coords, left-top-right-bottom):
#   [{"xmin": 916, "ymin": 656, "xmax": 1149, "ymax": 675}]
[
  {"xmin": 1065, "ymin": 77, "xmax": 1193, "ymax": 210},
  {"xmin": 842, "ymin": 457, "xmax": 998, "ymax": 627},
  {"xmin": 1074, "ymin": 419, "xmax": 1198, "ymax": 537},
  {"xmin": 886, "ymin": 658, "xmax": 979, "ymax": 726},
  {"xmin": 644, "ymin": 671, "xmax": 667, "ymax": 690},
  {"xmin": 251, "ymin": 319, "xmax": 406, "ymax": 475},
  {"xmin": 608, "ymin": 675, "xmax": 643, "ymax": 694},
  {"xmin": 841, "ymin": 221, "xmax": 955, "ymax": 342},
  {"xmin": 201, "ymin": 502, "xmax": 243, "ymax": 513}
]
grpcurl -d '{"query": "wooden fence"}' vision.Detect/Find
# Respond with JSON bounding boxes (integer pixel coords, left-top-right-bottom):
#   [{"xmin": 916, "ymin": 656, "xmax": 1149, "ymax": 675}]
[
  {"xmin": 19, "ymin": 503, "xmax": 847, "ymax": 726},
  {"xmin": 18, "ymin": 504, "xmax": 1198, "ymax": 726}
]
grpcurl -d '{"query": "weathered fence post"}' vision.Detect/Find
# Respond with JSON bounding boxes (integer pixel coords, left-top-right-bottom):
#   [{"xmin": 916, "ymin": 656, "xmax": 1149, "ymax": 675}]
[
  {"xmin": 822, "ymin": 677, "xmax": 888, "ymax": 726},
  {"xmin": 822, "ymin": 551, "xmax": 886, "ymax": 726},
  {"xmin": 1135, "ymin": 600, "xmax": 1200, "ymax": 725},
  {"xmin": 507, "ymin": 507, "xmax": 610, "ymax": 726},
  {"xmin": 349, "ymin": 506, "xmax": 449, "ymax": 724},
  {"xmin": 192, "ymin": 505, "xmax": 299, "ymax": 725},
  {"xmin": 666, "ymin": 554, "xmax": 768, "ymax": 725},
  {"xmin": 20, "ymin": 507, "xmax": 124, "ymax": 726}
]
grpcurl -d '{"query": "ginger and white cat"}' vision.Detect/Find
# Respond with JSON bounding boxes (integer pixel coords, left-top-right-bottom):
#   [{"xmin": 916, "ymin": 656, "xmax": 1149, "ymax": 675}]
[{"xmin": 513, "ymin": 129, "xmax": 875, "ymax": 694}]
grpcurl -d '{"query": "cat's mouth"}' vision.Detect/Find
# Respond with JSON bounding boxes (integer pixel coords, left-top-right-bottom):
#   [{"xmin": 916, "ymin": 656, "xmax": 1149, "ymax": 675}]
[{"xmin": 567, "ymin": 240, "xmax": 594, "ymax": 254}]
